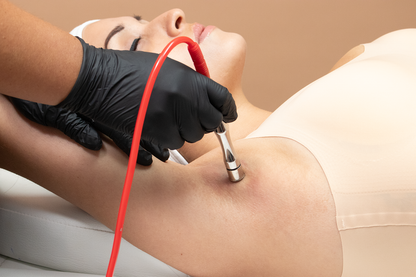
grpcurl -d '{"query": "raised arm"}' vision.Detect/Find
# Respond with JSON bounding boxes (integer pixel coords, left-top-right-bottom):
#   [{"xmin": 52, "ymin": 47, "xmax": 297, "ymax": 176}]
[{"xmin": 0, "ymin": 94, "xmax": 341, "ymax": 276}]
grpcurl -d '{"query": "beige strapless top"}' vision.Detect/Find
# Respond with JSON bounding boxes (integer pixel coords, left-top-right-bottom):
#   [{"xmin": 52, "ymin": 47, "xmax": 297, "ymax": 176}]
[{"xmin": 247, "ymin": 29, "xmax": 416, "ymax": 276}]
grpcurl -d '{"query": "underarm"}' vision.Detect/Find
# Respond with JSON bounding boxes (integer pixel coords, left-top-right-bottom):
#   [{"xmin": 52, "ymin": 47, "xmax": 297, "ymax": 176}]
[{"xmin": 0, "ymin": 94, "xmax": 341, "ymax": 276}]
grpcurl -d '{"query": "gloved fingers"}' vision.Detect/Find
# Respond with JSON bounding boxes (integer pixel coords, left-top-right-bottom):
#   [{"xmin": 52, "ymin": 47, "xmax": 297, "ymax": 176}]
[
  {"xmin": 10, "ymin": 97, "xmax": 103, "ymax": 150},
  {"xmin": 220, "ymin": 93, "xmax": 238, "ymax": 123},
  {"xmin": 91, "ymin": 121, "xmax": 131, "ymax": 154},
  {"xmin": 178, "ymin": 113, "xmax": 206, "ymax": 143},
  {"xmin": 203, "ymin": 77, "xmax": 238, "ymax": 123},
  {"xmin": 55, "ymin": 112, "xmax": 103, "ymax": 150},
  {"xmin": 137, "ymin": 146, "xmax": 153, "ymax": 166},
  {"xmin": 197, "ymin": 101, "xmax": 223, "ymax": 133},
  {"xmin": 140, "ymin": 140, "xmax": 170, "ymax": 162},
  {"xmin": 193, "ymin": 78, "xmax": 224, "ymax": 132},
  {"xmin": 91, "ymin": 121, "xmax": 154, "ymax": 166},
  {"xmin": 10, "ymin": 97, "xmax": 49, "ymax": 126}
]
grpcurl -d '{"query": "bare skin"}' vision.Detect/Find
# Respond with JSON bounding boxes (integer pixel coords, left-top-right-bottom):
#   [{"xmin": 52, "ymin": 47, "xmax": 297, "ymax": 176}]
[{"xmin": 0, "ymin": 0, "xmax": 81, "ymax": 104}]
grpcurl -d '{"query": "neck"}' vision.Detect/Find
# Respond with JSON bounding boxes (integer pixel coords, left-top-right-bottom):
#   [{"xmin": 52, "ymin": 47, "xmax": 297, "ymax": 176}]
[{"xmin": 178, "ymin": 88, "xmax": 271, "ymax": 163}]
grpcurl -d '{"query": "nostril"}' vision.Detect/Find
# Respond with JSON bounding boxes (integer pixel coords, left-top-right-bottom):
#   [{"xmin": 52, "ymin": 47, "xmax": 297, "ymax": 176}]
[{"xmin": 175, "ymin": 17, "xmax": 182, "ymax": 29}]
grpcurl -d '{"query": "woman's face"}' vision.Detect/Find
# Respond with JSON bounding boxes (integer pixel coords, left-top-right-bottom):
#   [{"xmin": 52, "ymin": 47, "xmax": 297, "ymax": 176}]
[{"xmin": 82, "ymin": 9, "xmax": 246, "ymax": 91}]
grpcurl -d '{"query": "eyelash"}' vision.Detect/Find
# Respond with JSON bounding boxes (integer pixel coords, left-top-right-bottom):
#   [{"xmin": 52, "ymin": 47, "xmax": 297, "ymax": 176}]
[{"xmin": 130, "ymin": 38, "xmax": 141, "ymax": 51}]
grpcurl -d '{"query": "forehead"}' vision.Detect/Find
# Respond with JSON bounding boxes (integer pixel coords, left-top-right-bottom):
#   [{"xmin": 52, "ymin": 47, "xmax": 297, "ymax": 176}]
[{"xmin": 82, "ymin": 16, "xmax": 146, "ymax": 48}]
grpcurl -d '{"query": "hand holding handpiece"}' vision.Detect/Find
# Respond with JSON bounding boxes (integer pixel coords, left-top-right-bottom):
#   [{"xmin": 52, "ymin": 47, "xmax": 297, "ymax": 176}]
[{"xmin": 58, "ymin": 38, "xmax": 237, "ymax": 156}]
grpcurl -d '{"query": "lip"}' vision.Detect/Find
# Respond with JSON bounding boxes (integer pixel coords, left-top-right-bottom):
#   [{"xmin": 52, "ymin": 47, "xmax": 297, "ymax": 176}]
[{"xmin": 193, "ymin": 23, "xmax": 216, "ymax": 44}]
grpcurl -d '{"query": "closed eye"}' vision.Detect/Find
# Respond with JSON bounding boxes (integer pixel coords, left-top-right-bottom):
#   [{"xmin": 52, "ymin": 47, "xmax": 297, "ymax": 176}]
[{"xmin": 130, "ymin": 38, "xmax": 141, "ymax": 51}]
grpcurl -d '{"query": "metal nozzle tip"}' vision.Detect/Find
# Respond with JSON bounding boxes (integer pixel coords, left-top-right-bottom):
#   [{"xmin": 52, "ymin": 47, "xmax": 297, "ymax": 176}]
[
  {"xmin": 227, "ymin": 165, "xmax": 245, "ymax": 182},
  {"xmin": 214, "ymin": 122, "xmax": 246, "ymax": 182}
]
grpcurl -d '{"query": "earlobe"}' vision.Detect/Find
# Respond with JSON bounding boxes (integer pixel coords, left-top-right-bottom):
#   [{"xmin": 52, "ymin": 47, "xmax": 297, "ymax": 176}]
[{"xmin": 330, "ymin": 44, "xmax": 365, "ymax": 72}]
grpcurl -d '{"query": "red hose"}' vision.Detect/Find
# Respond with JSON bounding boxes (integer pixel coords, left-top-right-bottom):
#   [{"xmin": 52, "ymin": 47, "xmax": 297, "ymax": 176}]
[{"xmin": 105, "ymin": 36, "xmax": 210, "ymax": 277}]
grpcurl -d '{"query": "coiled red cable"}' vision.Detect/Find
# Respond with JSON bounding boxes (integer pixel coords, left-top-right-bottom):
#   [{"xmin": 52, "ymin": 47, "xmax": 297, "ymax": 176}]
[{"xmin": 105, "ymin": 36, "xmax": 210, "ymax": 277}]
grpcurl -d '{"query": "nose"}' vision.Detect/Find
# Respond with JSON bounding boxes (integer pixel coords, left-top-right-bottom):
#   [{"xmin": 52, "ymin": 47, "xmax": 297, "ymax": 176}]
[{"xmin": 164, "ymin": 9, "xmax": 186, "ymax": 37}]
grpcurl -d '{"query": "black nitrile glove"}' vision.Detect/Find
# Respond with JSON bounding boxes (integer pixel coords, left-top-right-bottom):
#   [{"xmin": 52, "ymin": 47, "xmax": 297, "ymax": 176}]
[
  {"xmin": 58, "ymin": 38, "xmax": 237, "ymax": 153},
  {"xmin": 91, "ymin": 121, "xmax": 170, "ymax": 166},
  {"xmin": 11, "ymin": 97, "xmax": 102, "ymax": 150},
  {"xmin": 10, "ymin": 98, "xmax": 166, "ymax": 166}
]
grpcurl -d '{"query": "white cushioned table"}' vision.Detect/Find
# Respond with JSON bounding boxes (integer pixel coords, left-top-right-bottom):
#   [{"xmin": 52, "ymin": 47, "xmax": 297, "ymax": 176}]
[{"xmin": 0, "ymin": 168, "xmax": 189, "ymax": 277}]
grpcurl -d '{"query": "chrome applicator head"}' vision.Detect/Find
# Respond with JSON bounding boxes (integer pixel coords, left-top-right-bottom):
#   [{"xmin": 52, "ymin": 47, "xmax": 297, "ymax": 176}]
[{"xmin": 214, "ymin": 122, "xmax": 245, "ymax": 182}]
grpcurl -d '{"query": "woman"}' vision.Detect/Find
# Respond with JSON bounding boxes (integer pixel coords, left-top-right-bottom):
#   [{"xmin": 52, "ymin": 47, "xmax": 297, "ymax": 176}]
[
  {"xmin": 2, "ymin": 8, "xmax": 416, "ymax": 277},
  {"xmin": 0, "ymin": 0, "xmax": 236, "ymax": 162}
]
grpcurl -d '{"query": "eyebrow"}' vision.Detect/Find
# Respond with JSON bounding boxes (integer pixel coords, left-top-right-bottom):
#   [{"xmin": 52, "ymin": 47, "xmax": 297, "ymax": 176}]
[
  {"xmin": 104, "ymin": 25, "xmax": 124, "ymax": 49},
  {"xmin": 104, "ymin": 16, "xmax": 143, "ymax": 49}
]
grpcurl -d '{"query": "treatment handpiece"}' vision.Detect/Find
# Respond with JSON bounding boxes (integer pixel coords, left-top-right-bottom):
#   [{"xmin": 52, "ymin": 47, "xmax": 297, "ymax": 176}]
[{"xmin": 214, "ymin": 122, "xmax": 245, "ymax": 182}]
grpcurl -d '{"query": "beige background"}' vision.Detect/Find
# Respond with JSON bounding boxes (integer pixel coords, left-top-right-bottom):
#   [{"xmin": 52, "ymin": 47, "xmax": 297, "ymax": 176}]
[{"xmin": 10, "ymin": 0, "xmax": 416, "ymax": 111}]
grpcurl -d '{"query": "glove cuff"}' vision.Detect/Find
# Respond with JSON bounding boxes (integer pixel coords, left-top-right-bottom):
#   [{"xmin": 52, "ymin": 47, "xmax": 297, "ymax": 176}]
[{"xmin": 56, "ymin": 37, "xmax": 102, "ymax": 117}]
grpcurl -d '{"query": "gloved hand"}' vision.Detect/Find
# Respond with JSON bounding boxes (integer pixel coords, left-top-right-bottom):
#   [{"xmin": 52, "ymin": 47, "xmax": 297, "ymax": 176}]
[
  {"xmin": 91, "ymin": 121, "xmax": 170, "ymax": 165},
  {"xmin": 10, "ymin": 98, "xmax": 167, "ymax": 166},
  {"xmin": 58, "ymin": 38, "xmax": 237, "ymax": 154}
]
